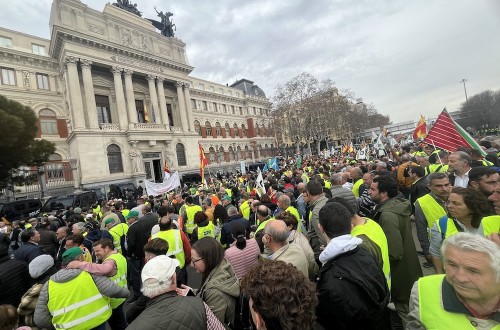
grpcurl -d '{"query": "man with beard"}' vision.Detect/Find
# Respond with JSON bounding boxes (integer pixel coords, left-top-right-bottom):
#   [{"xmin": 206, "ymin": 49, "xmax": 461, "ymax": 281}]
[
  {"xmin": 370, "ymin": 175, "xmax": 422, "ymax": 328},
  {"xmin": 468, "ymin": 166, "xmax": 499, "ymax": 213},
  {"xmin": 447, "ymin": 151, "xmax": 472, "ymax": 188}
]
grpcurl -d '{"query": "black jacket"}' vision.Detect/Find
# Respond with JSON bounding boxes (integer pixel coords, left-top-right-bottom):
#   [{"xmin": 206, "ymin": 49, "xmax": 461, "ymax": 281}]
[
  {"xmin": 0, "ymin": 255, "xmax": 30, "ymax": 306},
  {"xmin": 127, "ymin": 213, "xmax": 158, "ymax": 260},
  {"xmin": 220, "ymin": 215, "xmax": 250, "ymax": 247},
  {"xmin": 14, "ymin": 242, "xmax": 44, "ymax": 264},
  {"xmin": 315, "ymin": 246, "xmax": 390, "ymax": 330},
  {"xmin": 410, "ymin": 178, "xmax": 430, "ymax": 215}
]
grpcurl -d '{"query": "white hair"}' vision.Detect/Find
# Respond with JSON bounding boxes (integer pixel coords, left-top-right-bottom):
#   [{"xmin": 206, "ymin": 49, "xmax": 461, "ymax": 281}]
[
  {"xmin": 140, "ymin": 275, "xmax": 175, "ymax": 298},
  {"xmin": 441, "ymin": 232, "xmax": 500, "ymax": 282},
  {"xmin": 73, "ymin": 222, "xmax": 85, "ymax": 232}
]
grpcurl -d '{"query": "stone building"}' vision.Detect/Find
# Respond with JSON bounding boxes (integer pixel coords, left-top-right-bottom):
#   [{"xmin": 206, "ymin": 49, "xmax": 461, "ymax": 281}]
[{"xmin": 0, "ymin": 0, "xmax": 274, "ymax": 197}]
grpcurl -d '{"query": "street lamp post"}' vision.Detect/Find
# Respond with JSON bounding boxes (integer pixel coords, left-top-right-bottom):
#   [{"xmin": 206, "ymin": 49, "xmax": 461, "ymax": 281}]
[{"xmin": 460, "ymin": 78, "xmax": 468, "ymax": 101}]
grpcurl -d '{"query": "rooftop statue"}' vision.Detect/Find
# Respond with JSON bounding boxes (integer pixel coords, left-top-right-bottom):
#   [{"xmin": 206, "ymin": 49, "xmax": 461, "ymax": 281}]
[
  {"xmin": 112, "ymin": 0, "xmax": 142, "ymax": 17},
  {"xmin": 147, "ymin": 7, "xmax": 176, "ymax": 37}
]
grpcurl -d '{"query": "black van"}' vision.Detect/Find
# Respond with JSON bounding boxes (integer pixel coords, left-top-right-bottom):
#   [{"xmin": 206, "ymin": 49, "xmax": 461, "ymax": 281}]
[
  {"xmin": 43, "ymin": 191, "xmax": 97, "ymax": 212},
  {"xmin": 0, "ymin": 199, "xmax": 42, "ymax": 221}
]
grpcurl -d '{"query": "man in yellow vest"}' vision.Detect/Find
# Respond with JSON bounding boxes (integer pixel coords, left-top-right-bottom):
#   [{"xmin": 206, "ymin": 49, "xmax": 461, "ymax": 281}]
[
  {"xmin": 66, "ymin": 238, "xmax": 129, "ymax": 330},
  {"xmin": 414, "ymin": 172, "xmax": 450, "ymax": 266},
  {"xmin": 151, "ymin": 208, "xmax": 191, "ymax": 286},
  {"xmin": 181, "ymin": 196, "xmax": 203, "ymax": 238},
  {"xmin": 407, "ymin": 233, "xmax": 500, "ymax": 329},
  {"xmin": 104, "ymin": 218, "xmax": 128, "ymax": 255},
  {"xmin": 239, "ymin": 193, "xmax": 251, "ymax": 220},
  {"xmin": 275, "ymin": 194, "xmax": 301, "ymax": 230},
  {"xmin": 480, "ymin": 180, "xmax": 500, "ymax": 243},
  {"xmin": 349, "ymin": 167, "xmax": 364, "ymax": 198},
  {"xmin": 34, "ymin": 246, "xmax": 129, "ymax": 330}
]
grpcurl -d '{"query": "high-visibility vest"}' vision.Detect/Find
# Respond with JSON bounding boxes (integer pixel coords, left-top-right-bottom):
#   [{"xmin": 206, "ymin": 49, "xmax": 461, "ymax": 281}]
[
  {"xmin": 481, "ymin": 215, "xmax": 500, "ymax": 237},
  {"xmin": 197, "ymin": 222, "xmax": 215, "ymax": 239},
  {"xmin": 255, "ymin": 218, "xmax": 275, "ymax": 234},
  {"xmin": 417, "ymin": 194, "xmax": 447, "ymax": 230},
  {"xmin": 324, "ymin": 180, "xmax": 331, "ymax": 189},
  {"xmin": 185, "ymin": 205, "xmax": 203, "ymax": 234},
  {"xmin": 351, "ymin": 218, "xmax": 391, "ymax": 290},
  {"xmin": 418, "ymin": 275, "xmax": 491, "ymax": 329},
  {"xmin": 435, "ymin": 216, "xmax": 460, "ymax": 240},
  {"xmin": 481, "ymin": 159, "xmax": 494, "ymax": 166},
  {"xmin": 240, "ymin": 200, "xmax": 251, "ymax": 220},
  {"xmin": 152, "ymin": 230, "xmax": 185, "ymax": 268},
  {"xmin": 284, "ymin": 206, "xmax": 302, "ymax": 233},
  {"xmin": 105, "ymin": 253, "xmax": 128, "ymax": 309},
  {"xmin": 48, "ymin": 271, "xmax": 111, "ymax": 330},
  {"xmin": 121, "ymin": 209, "xmax": 130, "ymax": 217},
  {"xmin": 109, "ymin": 223, "xmax": 128, "ymax": 254},
  {"xmin": 352, "ymin": 179, "xmax": 363, "ymax": 197},
  {"xmin": 427, "ymin": 163, "xmax": 448, "ymax": 173},
  {"xmin": 225, "ymin": 188, "xmax": 232, "ymax": 197}
]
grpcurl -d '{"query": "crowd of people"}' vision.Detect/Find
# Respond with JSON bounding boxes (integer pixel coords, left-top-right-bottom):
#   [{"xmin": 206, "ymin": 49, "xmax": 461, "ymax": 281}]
[{"xmin": 0, "ymin": 140, "xmax": 499, "ymax": 330}]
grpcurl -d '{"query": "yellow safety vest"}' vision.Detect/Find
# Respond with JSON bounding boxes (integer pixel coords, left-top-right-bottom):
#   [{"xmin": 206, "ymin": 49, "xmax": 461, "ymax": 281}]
[
  {"xmin": 240, "ymin": 200, "xmax": 251, "ymax": 220},
  {"xmin": 121, "ymin": 209, "xmax": 130, "ymax": 217},
  {"xmin": 225, "ymin": 188, "xmax": 232, "ymax": 197},
  {"xmin": 197, "ymin": 222, "xmax": 215, "ymax": 239},
  {"xmin": 255, "ymin": 218, "xmax": 273, "ymax": 234},
  {"xmin": 152, "ymin": 229, "xmax": 185, "ymax": 268},
  {"xmin": 428, "ymin": 163, "xmax": 449, "ymax": 173},
  {"xmin": 48, "ymin": 271, "xmax": 111, "ymax": 330},
  {"xmin": 105, "ymin": 253, "xmax": 128, "ymax": 309},
  {"xmin": 417, "ymin": 194, "xmax": 447, "ymax": 230},
  {"xmin": 418, "ymin": 275, "xmax": 497, "ymax": 329},
  {"xmin": 324, "ymin": 180, "xmax": 331, "ymax": 189},
  {"xmin": 109, "ymin": 223, "xmax": 129, "ymax": 254},
  {"xmin": 284, "ymin": 206, "xmax": 302, "ymax": 233},
  {"xmin": 185, "ymin": 205, "xmax": 203, "ymax": 234},
  {"xmin": 351, "ymin": 218, "xmax": 391, "ymax": 290},
  {"xmin": 352, "ymin": 179, "xmax": 363, "ymax": 198},
  {"xmin": 481, "ymin": 215, "xmax": 500, "ymax": 237},
  {"xmin": 435, "ymin": 216, "xmax": 460, "ymax": 239}
]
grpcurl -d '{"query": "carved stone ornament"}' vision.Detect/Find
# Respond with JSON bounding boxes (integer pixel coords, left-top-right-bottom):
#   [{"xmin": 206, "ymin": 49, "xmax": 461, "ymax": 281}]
[
  {"xmin": 146, "ymin": 74, "xmax": 156, "ymax": 82},
  {"xmin": 80, "ymin": 59, "xmax": 92, "ymax": 68},
  {"xmin": 22, "ymin": 71, "xmax": 30, "ymax": 88},
  {"xmin": 110, "ymin": 55, "xmax": 164, "ymax": 73},
  {"xmin": 119, "ymin": 27, "xmax": 153, "ymax": 53},
  {"xmin": 111, "ymin": 66, "xmax": 122, "ymax": 75},
  {"xmin": 123, "ymin": 69, "xmax": 133, "ymax": 77},
  {"xmin": 175, "ymin": 81, "xmax": 184, "ymax": 88},
  {"xmin": 88, "ymin": 23, "xmax": 104, "ymax": 35},
  {"xmin": 64, "ymin": 56, "xmax": 78, "ymax": 66}
]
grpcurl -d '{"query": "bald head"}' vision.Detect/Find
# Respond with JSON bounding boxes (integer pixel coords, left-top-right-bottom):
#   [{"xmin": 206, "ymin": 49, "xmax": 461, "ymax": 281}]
[
  {"xmin": 265, "ymin": 220, "xmax": 288, "ymax": 245},
  {"xmin": 297, "ymin": 182, "xmax": 306, "ymax": 193},
  {"xmin": 349, "ymin": 167, "xmax": 362, "ymax": 181}
]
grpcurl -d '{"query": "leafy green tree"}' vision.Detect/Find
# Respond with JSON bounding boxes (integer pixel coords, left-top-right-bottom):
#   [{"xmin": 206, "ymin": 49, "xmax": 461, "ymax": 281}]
[{"xmin": 0, "ymin": 95, "xmax": 55, "ymax": 189}]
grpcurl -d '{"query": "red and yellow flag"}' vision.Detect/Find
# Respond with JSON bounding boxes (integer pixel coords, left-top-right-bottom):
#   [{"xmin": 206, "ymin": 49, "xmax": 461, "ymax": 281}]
[
  {"xmin": 163, "ymin": 160, "xmax": 170, "ymax": 173},
  {"xmin": 199, "ymin": 144, "xmax": 208, "ymax": 185},
  {"xmin": 413, "ymin": 115, "xmax": 427, "ymax": 140}
]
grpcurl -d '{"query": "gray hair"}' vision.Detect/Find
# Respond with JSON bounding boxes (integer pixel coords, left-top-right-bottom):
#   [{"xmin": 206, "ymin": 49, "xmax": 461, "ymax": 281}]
[
  {"xmin": 441, "ymin": 232, "xmax": 500, "ymax": 282},
  {"xmin": 73, "ymin": 222, "xmax": 86, "ymax": 233},
  {"xmin": 265, "ymin": 221, "xmax": 288, "ymax": 244},
  {"xmin": 203, "ymin": 197, "xmax": 212, "ymax": 207},
  {"xmin": 227, "ymin": 206, "xmax": 238, "ymax": 216},
  {"xmin": 331, "ymin": 173, "xmax": 343, "ymax": 185},
  {"xmin": 278, "ymin": 194, "xmax": 290, "ymax": 208},
  {"xmin": 451, "ymin": 151, "xmax": 471, "ymax": 163},
  {"xmin": 401, "ymin": 153, "xmax": 411, "ymax": 162},
  {"xmin": 426, "ymin": 172, "xmax": 449, "ymax": 185},
  {"xmin": 141, "ymin": 275, "xmax": 174, "ymax": 298}
]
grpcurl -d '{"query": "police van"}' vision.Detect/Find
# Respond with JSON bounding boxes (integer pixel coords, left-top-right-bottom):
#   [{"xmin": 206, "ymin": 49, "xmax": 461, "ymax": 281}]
[{"xmin": 0, "ymin": 199, "xmax": 42, "ymax": 221}]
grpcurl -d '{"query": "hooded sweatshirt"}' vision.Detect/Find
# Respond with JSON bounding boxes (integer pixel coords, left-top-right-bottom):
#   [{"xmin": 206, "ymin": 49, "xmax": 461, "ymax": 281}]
[
  {"xmin": 197, "ymin": 258, "xmax": 240, "ymax": 327},
  {"xmin": 316, "ymin": 234, "xmax": 390, "ymax": 330}
]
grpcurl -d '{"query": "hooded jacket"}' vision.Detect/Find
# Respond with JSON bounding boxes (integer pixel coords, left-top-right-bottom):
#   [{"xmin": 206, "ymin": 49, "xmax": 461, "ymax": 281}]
[
  {"xmin": 373, "ymin": 197, "xmax": 423, "ymax": 304},
  {"xmin": 316, "ymin": 235, "xmax": 390, "ymax": 330},
  {"xmin": 197, "ymin": 258, "xmax": 240, "ymax": 327},
  {"xmin": 34, "ymin": 268, "xmax": 130, "ymax": 329}
]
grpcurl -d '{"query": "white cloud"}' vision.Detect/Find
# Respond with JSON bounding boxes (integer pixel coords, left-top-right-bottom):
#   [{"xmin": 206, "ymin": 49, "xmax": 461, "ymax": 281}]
[{"xmin": 1, "ymin": 0, "xmax": 499, "ymax": 124}]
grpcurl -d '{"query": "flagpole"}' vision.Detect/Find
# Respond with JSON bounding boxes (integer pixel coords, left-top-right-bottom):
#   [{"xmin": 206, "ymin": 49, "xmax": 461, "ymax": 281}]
[{"xmin": 429, "ymin": 139, "xmax": 443, "ymax": 165}]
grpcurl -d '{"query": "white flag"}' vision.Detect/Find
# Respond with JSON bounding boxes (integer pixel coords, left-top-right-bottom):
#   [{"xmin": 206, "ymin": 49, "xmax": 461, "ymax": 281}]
[
  {"xmin": 374, "ymin": 133, "xmax": 384, "ymax": 150},
  {"xmin": 255, "ymin": 168, "xmax": 266, "ymax": 197},
  {"xmin": 357, "ymin": 147, "xmax": 366, "ymax": 159},
  {"xmin": 145, "ymin": 171, "xmax": 181, "ymax": 196},
  {"xmin": 163, "ymin": 171, "xmax": 171, "ymax": 183}
]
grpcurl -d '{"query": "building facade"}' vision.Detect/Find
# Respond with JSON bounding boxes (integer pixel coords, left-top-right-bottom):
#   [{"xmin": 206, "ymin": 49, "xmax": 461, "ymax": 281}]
[{"xmin": 0, "ymin": 0, "xmax": 274, "ymax": 197}]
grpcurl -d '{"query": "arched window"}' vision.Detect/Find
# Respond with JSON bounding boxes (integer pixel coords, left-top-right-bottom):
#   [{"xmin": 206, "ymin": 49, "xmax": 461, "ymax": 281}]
[
  {"xmin": 218, "ymin": 146, "xmax": 225, "ymax": 163},
  {"xmin": 209, "ymin": 147, "xmax": 216, "ymax": 163},
  {"xmin": 225, "ymin": 123, "xmax": 230, "ymax": 136},
  {"xmin": 46, "ymin": 153, "xmax": 64, "ymax": 180},
  {"xmin": 255, "ymin": 124, "xmax": 260, "ymax": 136},
  {"xmin": 237, "ymin": 146, "xmax": 242, "ymax": 160},
  {"xmin": 241, "ymin": 124, "xmax": 246, "ymax": 137},
  {"xmin": 215, "ymin": 122, "xmax": 222, "ymax": 137},
  {"xmin": 194, "ymin": 120, "xmax": 201, "ymax": 135},
  {"xmin": 107, "ymin": 144, "xmax": 123, "ymax": 173},
  {"xmin": 228, "ymin": 146, "xmax": 235, "ymax": 161},
  {"xmin": 39, "ymin": 109, "xmax": 58, "ymax": 135},
  {"xmin": 176, "ymin": 143, "xmax": 187, "ymax": 166},
  {"xmin": 205, "ymin": 121, "xmax": 212, "ymax": 136}
]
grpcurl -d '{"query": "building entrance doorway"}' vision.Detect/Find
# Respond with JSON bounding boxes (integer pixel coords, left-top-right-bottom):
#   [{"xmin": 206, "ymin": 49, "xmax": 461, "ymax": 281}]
[{"xmin": 143, "ymin": 152, "xmax": 162, "ymax": 182}]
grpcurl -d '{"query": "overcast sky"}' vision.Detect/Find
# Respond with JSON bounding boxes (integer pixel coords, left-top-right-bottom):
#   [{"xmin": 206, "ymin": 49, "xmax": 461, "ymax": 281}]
[{"xmin": 1, "ymin": 0, "xmax": 499, "ymax": 123}]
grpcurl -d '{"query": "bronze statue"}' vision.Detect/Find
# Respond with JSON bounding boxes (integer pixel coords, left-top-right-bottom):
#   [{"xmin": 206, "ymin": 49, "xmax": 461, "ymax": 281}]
[
  {"xmin": 112, "ymin": 0, "xmax": 142, "ymax": 17},
  {"xmin": 147, "ymin": 7, "xmax": 176, "ymax": 37}
]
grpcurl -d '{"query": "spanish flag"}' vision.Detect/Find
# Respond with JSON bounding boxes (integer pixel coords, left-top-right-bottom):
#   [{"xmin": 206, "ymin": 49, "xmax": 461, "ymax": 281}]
[
  {"xmin": 199, "ymin": 144, "xmax": 208, "ymax": 186},
  {"xmin": 163, "ymin": 160, "xmax": 171, "ymax": 182},
  {"xmin": 413, "ymin": 115, "xmax": 427, "ymax": 140}
]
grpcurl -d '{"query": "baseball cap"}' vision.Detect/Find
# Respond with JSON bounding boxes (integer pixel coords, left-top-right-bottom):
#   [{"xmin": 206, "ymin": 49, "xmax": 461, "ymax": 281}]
[
  {"xmin": 125, "ymin": 210, "xmax": 139, "ymax": 220},
  {"xmin": 62, "ymin": 247, "xmax": 83, "ymax": 264},
  {"xmin": 142, "ymin": 255, "xmax": 180, "ymax": 285},
  {"xmin": 104, "ymin": 218, "xmax": 115, "ymax": 226},
  {"xmin": 73, "ymin": 207, "xmax": 82, "ymax": 214}
]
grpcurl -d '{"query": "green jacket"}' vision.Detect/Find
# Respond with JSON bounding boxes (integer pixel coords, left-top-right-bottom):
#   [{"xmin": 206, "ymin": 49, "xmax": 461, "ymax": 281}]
[
  {"xmin": 373, "ymin": 197, "xmax": 423, "ymax": 304},
  {"xmin": 306, "ymin": 195, "xmax": 329, "ymax": 259},
  {"xmin": 197, "ymin": 258, "xmax": 240, "ymax": 327}
]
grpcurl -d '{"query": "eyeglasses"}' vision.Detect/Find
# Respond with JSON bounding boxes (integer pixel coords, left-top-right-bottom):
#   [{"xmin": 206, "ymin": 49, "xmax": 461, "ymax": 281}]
[
  {"xmin": 263, "ymin": 232, "xmax": 272, "ymax": 239},
  {"xmin": 191, "ymin": 257, "xmax": 204, "ymax": 265}
]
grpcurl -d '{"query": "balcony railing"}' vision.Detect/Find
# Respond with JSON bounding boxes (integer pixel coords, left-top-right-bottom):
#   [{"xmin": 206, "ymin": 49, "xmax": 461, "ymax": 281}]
[{"xmin": 129, "ymin": 123, "xmax": 169, "ymax": 130}]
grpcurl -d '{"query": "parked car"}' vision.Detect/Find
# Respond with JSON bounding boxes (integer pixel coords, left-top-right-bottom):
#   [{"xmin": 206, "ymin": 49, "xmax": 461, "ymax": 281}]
[
  {"xmin": 43, "ymin": 191, "xmax": 97, "ymax": 213},
  {"xmin": 0, "ymin": 199, "xmax": 43, "ymax": 221}
]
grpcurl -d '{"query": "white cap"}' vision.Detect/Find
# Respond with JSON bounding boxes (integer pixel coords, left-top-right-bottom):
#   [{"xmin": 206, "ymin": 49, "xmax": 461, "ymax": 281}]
[{"xmin": 141, "ymin": 255, "xmax": 179, "ymax": 285}]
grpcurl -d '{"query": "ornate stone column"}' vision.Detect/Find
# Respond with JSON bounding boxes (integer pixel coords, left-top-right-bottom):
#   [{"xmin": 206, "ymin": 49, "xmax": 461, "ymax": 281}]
[
  {"xmin": 175, "ymin": 81, "xmax": 189, "ymax": 132},
  {"xmin": 156, "ymin": 77, "xmax": 170, "ymax": 127},
  {"xmin": 183, "ymin": 83, "xmax": 195, "ymax": 131},
  {"xmin": 111, "ymin": 66, "xmax": 128, "ymax": 130},
  {"xmin": 65, "ymin": 56, "xmax": 86, "ymax": 130},
  {"xmin": 80, "ymin": 60, "xmax": 99, "ymax": 129},
  {"xmin": 123, "ymin": 69, "xmax": 137, "ymax": 124},
  {"xmin": 147, "ymin": 75, "xmax": 161, "ymax": 124}
]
